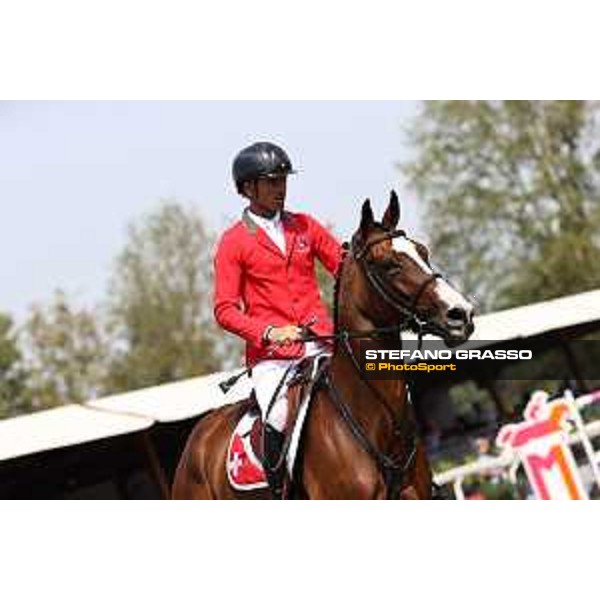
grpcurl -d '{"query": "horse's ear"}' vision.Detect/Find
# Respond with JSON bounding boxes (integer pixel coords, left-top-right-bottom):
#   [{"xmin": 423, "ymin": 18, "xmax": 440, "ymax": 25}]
[
  {"xmin": 382, "ymin": 190, "xmax": 400, "ymax": 230},
  {"xmin": 360, "ymin": 199, "xmax": 374, "ymax": 231}
]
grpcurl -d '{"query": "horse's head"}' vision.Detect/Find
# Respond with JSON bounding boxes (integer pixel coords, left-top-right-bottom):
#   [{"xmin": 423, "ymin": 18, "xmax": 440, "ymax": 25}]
[{"xmin": 345, "ymin": 191, "xmax": 474, "ymax": 346}]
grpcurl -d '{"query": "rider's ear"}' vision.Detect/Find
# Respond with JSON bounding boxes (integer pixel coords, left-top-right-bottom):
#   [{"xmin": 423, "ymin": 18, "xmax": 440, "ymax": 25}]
[
  {"xmin": 382, "ymin": 190, "xmax": 400, "ymax": 230},
  {"xmin": 360, "ymin": 199, "xmax": 374, "ymax": 231},
  {"xmin": 242, "ymin": 180, "xmax": 256, "ymax": 200}
]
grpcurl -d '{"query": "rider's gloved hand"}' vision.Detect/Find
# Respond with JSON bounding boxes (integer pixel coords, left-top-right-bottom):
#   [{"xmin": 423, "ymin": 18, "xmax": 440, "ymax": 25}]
[{"xmin": 264, "ymin": 324, "xmax": 303, "ymax": 346}]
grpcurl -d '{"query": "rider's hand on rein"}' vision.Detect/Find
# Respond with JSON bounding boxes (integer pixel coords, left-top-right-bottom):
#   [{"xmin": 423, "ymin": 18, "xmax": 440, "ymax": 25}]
[{"xmin": 266, "ymin": 324, "xmax": 303, "ymax": 346}]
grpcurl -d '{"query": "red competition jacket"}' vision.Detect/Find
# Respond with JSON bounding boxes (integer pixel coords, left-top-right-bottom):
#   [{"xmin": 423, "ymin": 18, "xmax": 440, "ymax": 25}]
[{"xmin": 213, "ymin": 208, "xmax": 343, "ymax": 366}]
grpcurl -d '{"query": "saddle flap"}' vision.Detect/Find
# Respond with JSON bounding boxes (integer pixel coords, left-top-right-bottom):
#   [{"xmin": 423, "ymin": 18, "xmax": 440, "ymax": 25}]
[
  {"xmin": 227, "ymin": 409, "xmax": 268, "ymax": 491},
  {"xmin": 226, "ymin": 355, "xmax": 330, "ymax": 493}
]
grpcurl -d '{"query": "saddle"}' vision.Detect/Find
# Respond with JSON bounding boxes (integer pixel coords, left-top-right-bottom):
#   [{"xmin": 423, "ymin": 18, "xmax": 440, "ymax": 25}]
[{"xmin": 226, "ymin": 355, "xmax": 328, "ymax": 494}]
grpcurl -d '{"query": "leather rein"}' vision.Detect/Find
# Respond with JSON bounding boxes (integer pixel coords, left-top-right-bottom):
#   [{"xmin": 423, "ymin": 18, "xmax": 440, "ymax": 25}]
[{"xmin": 305, "ymin": 228, "xmax": 446, "ymax": 498}]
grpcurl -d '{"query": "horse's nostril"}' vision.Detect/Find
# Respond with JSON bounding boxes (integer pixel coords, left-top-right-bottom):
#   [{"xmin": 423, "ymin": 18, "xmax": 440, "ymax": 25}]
[{"xmin": 447, "ymin": 306, "xmax": 467, "ymax": 323}]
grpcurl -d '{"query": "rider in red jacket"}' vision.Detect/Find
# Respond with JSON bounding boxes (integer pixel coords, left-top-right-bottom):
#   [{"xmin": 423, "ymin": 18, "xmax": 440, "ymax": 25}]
[{"xmin": 213, "ymin": 142, "xmax": 342, "ymax": 496}]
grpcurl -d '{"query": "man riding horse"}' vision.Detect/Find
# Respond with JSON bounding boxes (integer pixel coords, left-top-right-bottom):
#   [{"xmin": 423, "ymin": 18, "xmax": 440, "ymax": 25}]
[
  {"xmin": 172, "ymin": 142, "xmax": 475, "ymax": 500},
  {"xmin": 213, "ymin": 141, "xmax": 343, "ymax": 497}
]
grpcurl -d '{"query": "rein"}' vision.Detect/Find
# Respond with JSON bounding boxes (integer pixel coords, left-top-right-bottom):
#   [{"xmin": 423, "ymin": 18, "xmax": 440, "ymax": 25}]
[{"xmin": 306, "ymin": 229, "xmax": 447, "ymax": 498}]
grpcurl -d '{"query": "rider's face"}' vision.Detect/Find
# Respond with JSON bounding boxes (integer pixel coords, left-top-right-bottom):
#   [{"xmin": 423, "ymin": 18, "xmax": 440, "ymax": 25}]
[{"xmin": 246, "ymin": 176, "xmax": 287, "ymax": 217}]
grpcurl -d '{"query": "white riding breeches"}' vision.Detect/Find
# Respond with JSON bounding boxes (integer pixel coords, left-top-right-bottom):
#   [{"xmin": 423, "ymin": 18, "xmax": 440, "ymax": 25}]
[{"xmin": 251, "ymin": 342, "xmax": 328, "ymax": 432}]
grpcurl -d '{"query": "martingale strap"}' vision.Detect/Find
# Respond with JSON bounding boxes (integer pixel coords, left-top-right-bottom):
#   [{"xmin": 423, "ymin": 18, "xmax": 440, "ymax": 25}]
[{"xmin": 323, "ymin": 371, "xmax": 417, "ymax": 499}]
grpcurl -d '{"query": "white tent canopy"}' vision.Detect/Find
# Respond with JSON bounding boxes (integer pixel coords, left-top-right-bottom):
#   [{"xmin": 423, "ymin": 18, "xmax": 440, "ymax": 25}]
[
  {"xmin": 87, "ymin": 369, "xmax": 252, "ymax": 423},
  {"xmin": 0, "ymin": 368, "xmax": 252, "ymax": 463},
  {"xmin": 0, "ymin": 404, "xmax": 153, "ymax": 462}
]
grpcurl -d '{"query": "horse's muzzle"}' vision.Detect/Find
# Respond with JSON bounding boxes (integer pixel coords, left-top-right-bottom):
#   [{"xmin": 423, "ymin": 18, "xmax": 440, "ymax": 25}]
[{"xmin": 441, "ymin": 305, "xmax": 475, "ymax": 346}]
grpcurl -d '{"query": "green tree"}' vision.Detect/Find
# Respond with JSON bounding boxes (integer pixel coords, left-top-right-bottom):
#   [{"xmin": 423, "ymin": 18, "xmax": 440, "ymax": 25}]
[
  {"xmin": 0, "ymin": 312, "xmax": 28, "ymax": 419},
  {"xmin": 19, "ymin": 291, "xmax": 110, "ymax": 410},
  {"xmin": 403, "ymin": 101, "xmax": 600, "ymax": 310},
  {"xmin": 106, "ymin": 200, "xmax": 238, "ymax": 392}
]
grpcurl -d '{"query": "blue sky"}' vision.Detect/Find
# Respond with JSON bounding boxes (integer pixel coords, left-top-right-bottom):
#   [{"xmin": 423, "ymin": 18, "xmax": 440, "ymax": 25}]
[{"xmin": 0, "ymin": 101, "xmax": 422, "ymax": 319}]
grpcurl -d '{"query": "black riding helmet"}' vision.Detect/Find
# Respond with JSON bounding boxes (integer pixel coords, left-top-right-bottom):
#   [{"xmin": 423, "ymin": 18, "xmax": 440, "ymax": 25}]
[{"xmin": 232, "ymin": 142, "xmax": 296, "ymax": 194}]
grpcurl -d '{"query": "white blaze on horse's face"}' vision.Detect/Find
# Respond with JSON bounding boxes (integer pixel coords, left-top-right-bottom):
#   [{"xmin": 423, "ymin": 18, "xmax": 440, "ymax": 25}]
[
  {"xmin": 392, "ymin": 236, "xmax": 432, "ymax": 275},
  {"xmin": 392, "ymin": 235, "xmax": 474, "ymax": 336},
  {"xmin": 435, "ymin": 278, "xmax": 474, "ymax": 320}
]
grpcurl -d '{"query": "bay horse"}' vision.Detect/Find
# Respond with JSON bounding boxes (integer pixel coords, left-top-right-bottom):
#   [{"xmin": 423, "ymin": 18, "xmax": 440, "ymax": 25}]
[{"xmin": 172, "ymin": 192, "xmax": 474, "ymax": 499}]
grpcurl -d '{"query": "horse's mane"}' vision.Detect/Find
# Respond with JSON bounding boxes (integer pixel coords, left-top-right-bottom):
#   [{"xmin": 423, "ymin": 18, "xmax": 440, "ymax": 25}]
[
  {"xmin": 333, "ymin": 224, "xmax": 388, "ymax": 337},
  {"xmin": 332, "ymin": 249, "xmax": 346, "ymax": 337}
]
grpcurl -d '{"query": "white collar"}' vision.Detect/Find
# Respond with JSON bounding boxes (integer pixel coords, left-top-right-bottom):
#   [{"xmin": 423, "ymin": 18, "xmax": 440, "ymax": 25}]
[{"xmin": 247, "ymin": 209, "xmax": 282, "ymax": 229}]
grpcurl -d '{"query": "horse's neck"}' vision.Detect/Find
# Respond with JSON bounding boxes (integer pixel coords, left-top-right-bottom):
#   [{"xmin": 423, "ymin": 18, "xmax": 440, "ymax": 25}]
[
  {"xmin": 329, "ymin": 313, "xmax": 408, "ymax": 435},
  {"xmin": 330, "ymin": 348, "xmax": 407, "ymax": 411}
]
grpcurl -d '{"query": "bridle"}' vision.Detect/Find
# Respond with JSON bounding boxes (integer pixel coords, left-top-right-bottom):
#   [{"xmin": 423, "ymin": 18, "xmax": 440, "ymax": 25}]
[
  {"xmin": 351, "ymin": 228, "xmax": 444, "ymax": 337},
  {"xmin": 304, "ymin": 227, "xmax": 450, "ymax": 498},
  {"xmin": 302, "ymin": 228, "xmax": 449, "ymax": 345}
]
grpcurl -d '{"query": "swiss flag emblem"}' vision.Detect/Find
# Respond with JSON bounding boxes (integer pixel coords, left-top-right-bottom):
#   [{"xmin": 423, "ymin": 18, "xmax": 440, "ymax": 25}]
[{"xmin": 227, "ymin": 433, "xmax": 267, "ymax": 488}]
